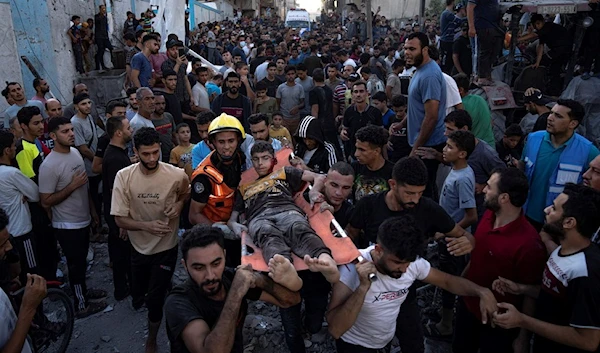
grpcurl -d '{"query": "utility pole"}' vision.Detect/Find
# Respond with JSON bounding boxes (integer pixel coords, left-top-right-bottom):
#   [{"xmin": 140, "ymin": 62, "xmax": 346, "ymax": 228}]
[{"xmin": 365, "ymin": 0, "xmax": 373, "ymax": 46}]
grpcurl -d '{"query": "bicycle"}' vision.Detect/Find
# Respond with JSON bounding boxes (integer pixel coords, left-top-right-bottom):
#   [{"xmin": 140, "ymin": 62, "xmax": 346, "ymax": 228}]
[{"xmin": 10, "ymin": 280, "xmax": 75, "ymax": 353}]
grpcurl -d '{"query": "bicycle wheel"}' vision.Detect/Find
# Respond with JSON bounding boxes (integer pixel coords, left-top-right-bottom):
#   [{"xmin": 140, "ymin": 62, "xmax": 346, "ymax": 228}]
[{"xmin": 30, "ymin": 288, "xmax": 75, "ymax": 353}]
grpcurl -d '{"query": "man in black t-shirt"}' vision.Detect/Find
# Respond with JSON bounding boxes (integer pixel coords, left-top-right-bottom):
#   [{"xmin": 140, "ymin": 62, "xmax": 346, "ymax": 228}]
[
  {"xmin": 319, "ymin": 161, "xmax": 355, "ymax": 229},
  {"xmin": 258, "ymin": 62, "xmax": 283, "ymax": 98},
  {"xmin": 341, "ymin": 81, "xmax": 383, "ymax": 159},
  {"xmin": 492, "ymin": 184, "xmax": 600, "ymax": 353},
  {"xmin": 351, "ymin": 125, "xmax": 394, "ymax": 202},
  {"xmin": 164, "ymin": 225, "xmax": 300, "ymax": 353},
  {"xmin": 346, "ymin": 156, "xmax": 475, "ymax": 353},
  {"xmin": 212, "ymin": 72, "xmax": 252, "ymax": 132},
  {"xmin": 101, "ymin": 116, "xmax": 133, "ymax": 300},
  {"xmin": 309, "ymin": 69, "xmax": 339, "ymax": 152}
]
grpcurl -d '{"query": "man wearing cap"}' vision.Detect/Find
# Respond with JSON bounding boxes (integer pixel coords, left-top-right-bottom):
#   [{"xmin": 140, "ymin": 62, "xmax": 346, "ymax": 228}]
[
  {"xmin": 523, "ymin": 88, "xmax": 553, "ymax": 133},
  {"xmin": 520, "ymin": 99, "xmax": 599, "ymax": 231},
  {"xmin": 161, "ymin": 39, "xmax": 193, "ymax": 112},
  {"xmin": 189, "ymin": 113, "xmax": 247, "ymax": 266}
]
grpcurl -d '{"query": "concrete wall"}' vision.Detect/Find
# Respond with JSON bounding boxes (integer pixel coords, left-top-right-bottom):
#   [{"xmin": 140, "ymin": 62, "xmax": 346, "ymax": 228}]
[
  {"xmin": 345, "ymin": 0, "xmax": 426, "ymax": 19},
  {"xmin": 48, "ymin": 0, "xmax": 96, "ymax": 106},
  {"xmin": 0, "ymin": 2, "xmax": 23, "ymax": 112}
]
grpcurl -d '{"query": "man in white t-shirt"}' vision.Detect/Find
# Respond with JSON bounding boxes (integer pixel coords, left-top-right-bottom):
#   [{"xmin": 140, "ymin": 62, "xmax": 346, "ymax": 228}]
[
  {"xmin": 428, "ymin": 45, "xmax": 463, "ymax": 115},
  {"xmin": 326, "ymin": 215, "xmax": 497, "ymax": 352},
  {"xmin": 191, "ymin": 67, "xmax": 211, "ymax": 113}
]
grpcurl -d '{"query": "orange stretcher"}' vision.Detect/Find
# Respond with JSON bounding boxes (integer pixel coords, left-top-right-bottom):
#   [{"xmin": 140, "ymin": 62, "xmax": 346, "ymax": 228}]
[{"xmin": 239, "ymin": 148, "xmax": 360, "ymax": 272}]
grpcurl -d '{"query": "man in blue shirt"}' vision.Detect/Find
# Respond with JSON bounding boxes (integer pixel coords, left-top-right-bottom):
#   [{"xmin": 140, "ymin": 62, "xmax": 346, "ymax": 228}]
[
  {"xmin": 520, "ymin": 99, "xmax": 599, "ymax": 230},
  {"xmin": 130, "ymin": 34, "xmax": 159, "ymax": 88},
  {"xmin": 405, "ymin": 32, "xmax": 447, "ymax": 199}
]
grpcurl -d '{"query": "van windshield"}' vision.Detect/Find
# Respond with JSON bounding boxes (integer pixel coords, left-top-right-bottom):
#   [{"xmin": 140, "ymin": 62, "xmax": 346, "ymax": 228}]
[{"xmin": 286, "ymin": 20, "xmax": 310, "ymax": 28}]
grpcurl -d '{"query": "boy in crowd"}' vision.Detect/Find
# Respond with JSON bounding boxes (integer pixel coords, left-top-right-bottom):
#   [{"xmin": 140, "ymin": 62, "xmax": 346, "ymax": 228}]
[
  {"xmin": 430, "ymin": 130, "xmax": 478, "ymax": 337},
  {"xmin": 254, "ymin": 81, "xmax": 279, "ymax": 119},
  {"xmin": 371, "ymin": 92, "xmax": 396, "ymax": 130},
  {"xmin": 269, "ymin": 111, "xmax": 293, "ymax": 146},
  {"xmin": 170, "ymin": 123, "xmax": 195, "ymax": 179},
  {"xmin": 495, "ymin": 124, "xmax": 523, "ymax": 167},
  {"xmin": 228, "ymin": 141, "xmax": 340, "ymax": 291}
]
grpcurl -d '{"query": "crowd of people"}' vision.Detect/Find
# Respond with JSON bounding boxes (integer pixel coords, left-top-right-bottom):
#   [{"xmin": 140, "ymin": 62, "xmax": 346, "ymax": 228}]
[{"xmin": 2, "ymin": 1, "xmax": 600, "ymax": 353}]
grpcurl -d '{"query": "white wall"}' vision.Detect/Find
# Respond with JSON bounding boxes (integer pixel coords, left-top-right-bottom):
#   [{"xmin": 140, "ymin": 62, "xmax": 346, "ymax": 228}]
[
  {"xmin": 0, "ymin": 3, "xmax": 23, "ymax": 112},
  {"xmin": 47, "ymin": 0, "xmax": 96, "ymax": 106}
]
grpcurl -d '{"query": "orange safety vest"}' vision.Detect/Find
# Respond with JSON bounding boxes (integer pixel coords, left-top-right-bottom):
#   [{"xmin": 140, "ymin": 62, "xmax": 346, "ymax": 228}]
[{"xmin": 190, "ymin": 151, "xmax": 236, "ymax": 223}]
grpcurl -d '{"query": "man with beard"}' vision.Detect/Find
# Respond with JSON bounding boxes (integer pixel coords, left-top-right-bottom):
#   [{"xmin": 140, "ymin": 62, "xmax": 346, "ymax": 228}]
[
  {"xmin": 492, "ymin": 184, "xmax": 600, "ymax": 353},
  {"xmin": 15, "ymin": 106, "xmax": 50, "ymax": 182},
  {"xmin": 101, "ymin": 116, "xmax": 134, "ymax": 301},
  {"xmin": 523, "ymin": 88, "xmax": 553, "ymax": 133},
  {"xmin": 131, "ymin": 34, "xmax": 160, "ymax": 88},
  {"xmin": 211, "ymin": 72, "xmax": 253, "ymax": 132},
  {"xmin": 63, "ymin": 84, "xmax": 100, "ymax": 124},
  {"xmin": 404, "ymin": 32, "xmax": 447, "ymax": 199},
  {"xmin": 327, "ymin": 215, "xmax": 497, "ymax": 353},
  {"xmin": 320, "ymin": 162, "xmax": 355, "ymax": 228},
  {"xmin": 520, "ymin": 99, "xmax": 599, "ymax": 231},
  {"xmin": 164, "ymin": 225, "xmax": 300, "ymax": 353},
  {"xmin": 345, "ymin": 156, "xmax": 474, "ymax": 353},
  {"xmin": 92, "ymin": 101, "xmax": 131, "ymax": 174},
  {"xmin": 39, "ymin": 117, "xmax": 107, "ymax": 317},
  {"xmin": 452, "ymin": 168, "xmax": 546, "ymax": 353},
  {"xmin": 112, "ymin": 128, "xmax": 189, "ymax": 353},
  {"xmin": 189, "ymin": 114, "xmax": 247, "ymax": 266},
  {"xmin": 31, "ymin": 78, "xmax": 50, "ymax": 105}
]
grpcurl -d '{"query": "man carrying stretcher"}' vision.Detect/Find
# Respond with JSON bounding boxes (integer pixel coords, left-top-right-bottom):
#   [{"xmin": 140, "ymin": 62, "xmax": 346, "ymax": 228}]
[{"xmin": 228, "ymin": 140, "xmax": 340, "ymax": 290}]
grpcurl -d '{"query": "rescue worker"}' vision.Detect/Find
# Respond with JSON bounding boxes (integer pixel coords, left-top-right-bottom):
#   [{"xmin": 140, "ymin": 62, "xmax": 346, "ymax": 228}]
[{"xmin": 189, "ymin": 113, "xmax": 246, "ymax": 266}]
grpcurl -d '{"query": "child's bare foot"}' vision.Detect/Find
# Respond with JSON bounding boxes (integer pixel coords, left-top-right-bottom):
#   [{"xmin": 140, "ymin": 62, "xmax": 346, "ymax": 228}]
[
  {"xmin": 268, "ymin": 254, "xmax": 303, "ymax": 291},
  {"xmin": 304, "ymin": 254, "xmax": 340, "ymax": 283}
]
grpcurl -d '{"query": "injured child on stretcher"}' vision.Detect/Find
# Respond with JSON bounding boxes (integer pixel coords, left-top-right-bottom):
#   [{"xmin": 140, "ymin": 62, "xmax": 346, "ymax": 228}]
[{"xmin": 227, "ymin": 140, "xmax": 340, "ymax": 291}]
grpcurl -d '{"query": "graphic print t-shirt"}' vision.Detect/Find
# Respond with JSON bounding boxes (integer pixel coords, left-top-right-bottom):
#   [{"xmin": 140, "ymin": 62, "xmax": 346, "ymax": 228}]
[{"xmin": 352, "ymin": 160, "xmax": 394, "ymax": 202}]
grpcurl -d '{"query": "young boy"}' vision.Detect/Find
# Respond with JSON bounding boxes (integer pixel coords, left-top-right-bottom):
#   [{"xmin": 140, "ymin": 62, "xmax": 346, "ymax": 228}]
[
  {"xmin": 495, "ymin": 124, "xmax": 523, "ymax": 167},
  {"xmin": 269, "ymin": 111, "xmax": 292, "ymax": 147},
  {"xmin": 228, "ymin": 141, "xmax": 340, "ymax": 291},
  {"xmin": 431, "ymin": 129, "xmax": 477, "ymax": 338},
  {"xmin": 371, "ymin": 91, "xmax": 396, "ymax": 129},
  {"xmin": 169, "ymin": 123, "xmax": 195, "ymax": 179},
  {"xmin": 254, "ymin": 81, "xmax": 279, "ymax": 119}
]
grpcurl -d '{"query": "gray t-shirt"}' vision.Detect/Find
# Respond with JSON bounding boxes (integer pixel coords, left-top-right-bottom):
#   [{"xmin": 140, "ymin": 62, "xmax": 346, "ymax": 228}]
[
  {"xmin": 39, "ymin": 148, "xmax": 91, "ymax": 229},
  {"xmin": 276, "ymin": 83, "xmax": 305, "ymax": 119},
  {"xmin": 71, "ymin": 114, "xmax": 99, "ymax": 176},
  {"xmin": 3, "ymin": 100, "xmax": 47, "ymax": 128},
  {"xmin": 64, "ymin": 101, "xmax": 100, "ymax": 124},
  {"xmin": 295, "ymin": 77, "xmax": 314, "ymax": 116},
  {"xmin": 439, "ymin": 166, "xmax": 476, "ymax": 232},
  {"xmin": 130, "ymin": 113, "xmax": 155, "ymax": 132}
]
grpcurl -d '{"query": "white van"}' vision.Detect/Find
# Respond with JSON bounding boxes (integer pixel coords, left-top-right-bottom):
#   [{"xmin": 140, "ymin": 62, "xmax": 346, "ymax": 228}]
[{"xmin": 285, "ymin": 9, "xmax": 311, "ymax": 31}]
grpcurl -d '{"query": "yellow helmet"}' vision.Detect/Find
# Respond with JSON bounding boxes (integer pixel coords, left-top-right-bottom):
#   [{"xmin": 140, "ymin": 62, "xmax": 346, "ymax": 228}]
[{"xmin": 208, "ymin": 113, "xmax": 245, "ymax": 137}]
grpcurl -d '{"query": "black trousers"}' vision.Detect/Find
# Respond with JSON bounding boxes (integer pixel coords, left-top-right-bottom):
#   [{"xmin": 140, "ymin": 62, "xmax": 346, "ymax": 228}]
[
  {"xmin": 73, "ymin": 43, "xmax": 84, "ymax": 74},
  {"xmin": 55, "ymin": 226, "xmax": 90, "ymax": 310},
  {"xmin": 95, "ymin": 37, "xmax": 113, "ymax": 70},
  {"xmin": 88, "ymin": 175, "xmax": 102, "ymax": 229},
  {"xmin": 336, "ymin": 339, "xmax": 387, "ymax": 353},
  {"xmin": 107, "ymin": 218, "xmax": 132, "ymax": 299},
  {"xmin": 440, "ymin": 40, "xmax": 455, "ymax": 74},
  {"xmin": 30, "ymin": 202, "xmax": 57, "ymax": 281},
  {"xmin": 453, "ymin": 298, "xmax": 520, "ymax": 353},
  {"xmin": 438, "ymin": 244, "xmax": 467, "ymax": 309},
  {"xmin": 280, "ymin": 272, "xmax": 331, "ymax": 353},
  {"xmin": 395, "ymin": 289, "xmax": 425, "ymax": 353},
  {"xmin": 476, "ymin": 28, "xmax": 503, "ymax": 79},
  {"xmin": 131, "ymin": 245, "xmax": 177, "ymax": 323},
  {"xmin": 11, "ymin": 232, "xmax": 38, "ymax": 284}
]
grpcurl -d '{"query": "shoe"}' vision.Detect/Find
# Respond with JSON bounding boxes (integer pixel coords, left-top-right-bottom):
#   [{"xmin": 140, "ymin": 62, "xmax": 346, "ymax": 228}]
[
  {"xmin": 86, "ymin": 288, "xmax": 108, "ymax": 300},
  {"xmin": 129, "ymin": 296, "xmax": 146, "ymax": 312},
  {"xmin": 76, "ymin": 301, "xmax": 108, "ymax": 319}
]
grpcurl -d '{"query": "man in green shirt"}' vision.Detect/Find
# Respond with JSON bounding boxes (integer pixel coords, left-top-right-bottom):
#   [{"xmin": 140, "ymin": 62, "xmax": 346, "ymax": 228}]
[{"xmin": 454, "ymin": 73, "xmax": 495, "ymax": 148}]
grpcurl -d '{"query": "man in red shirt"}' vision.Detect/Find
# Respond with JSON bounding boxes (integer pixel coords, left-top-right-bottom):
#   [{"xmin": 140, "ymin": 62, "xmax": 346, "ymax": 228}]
[{"xmin": 454, "ymin": 168, "xmax": 547, "ymax": 353}]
